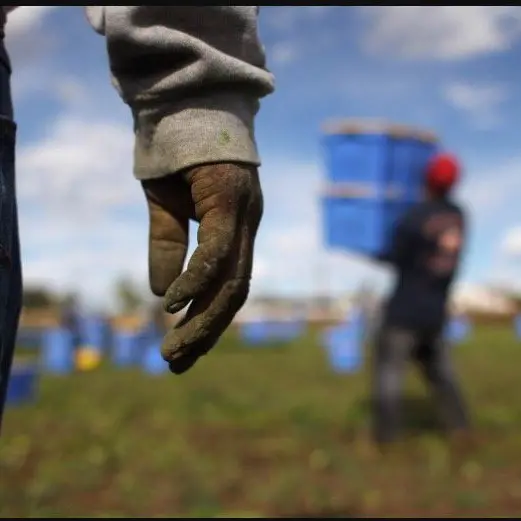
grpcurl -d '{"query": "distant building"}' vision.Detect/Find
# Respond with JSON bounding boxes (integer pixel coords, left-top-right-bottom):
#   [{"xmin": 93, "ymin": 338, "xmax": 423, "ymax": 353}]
[
  {"xmin": 449, "ymin": 284, "xmax": 516, "ymax": 316},
  {"xmin": 234, "ymin": 282, "xmax": 517, "ymax": 326}
]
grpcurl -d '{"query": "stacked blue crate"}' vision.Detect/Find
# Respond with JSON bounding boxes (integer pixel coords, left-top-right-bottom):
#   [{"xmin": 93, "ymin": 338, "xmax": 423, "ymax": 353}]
[{"xmin": 321, "ymin": 120, "xmax": 439, "ymax": 257}]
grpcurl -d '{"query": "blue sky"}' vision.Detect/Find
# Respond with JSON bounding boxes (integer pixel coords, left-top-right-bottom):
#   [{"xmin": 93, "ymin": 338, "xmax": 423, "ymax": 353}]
[{"xmin": 6, "ymin": 6, "xmax": 521, "ymax": 309}]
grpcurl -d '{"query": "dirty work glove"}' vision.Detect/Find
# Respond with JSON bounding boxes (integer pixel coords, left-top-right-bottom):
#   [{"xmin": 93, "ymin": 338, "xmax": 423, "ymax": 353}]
[{"xmin": 142, "ymin": 163, "xmax": 263, "ymax": 374}]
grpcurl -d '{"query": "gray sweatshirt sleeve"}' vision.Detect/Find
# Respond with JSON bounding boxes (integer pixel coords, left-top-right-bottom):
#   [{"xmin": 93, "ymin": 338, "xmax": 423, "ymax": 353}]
[{"xmin": 84, "ymin": 6, "xmax": 275, "ymax": 180}]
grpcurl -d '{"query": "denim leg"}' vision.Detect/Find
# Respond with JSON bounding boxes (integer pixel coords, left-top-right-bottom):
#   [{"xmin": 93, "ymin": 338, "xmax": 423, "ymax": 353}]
[
  {"xmin": 0, "ymin": 197, "xmax": 21, "ymax": 434},
  {"xmin": 372, "ymin": 326, "xmax": 418, "ymax": 444},
  {"xmin": 0, "ymin": 41, "xmax": 21, "ymax": 434},
  {"xmin": 415, "ymin": 335, "xmax": 470, "ymax": 433}
]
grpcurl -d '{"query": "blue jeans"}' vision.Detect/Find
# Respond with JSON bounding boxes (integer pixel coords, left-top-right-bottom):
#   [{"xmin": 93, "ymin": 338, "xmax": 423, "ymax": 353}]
[
  {"xmin": 0, "ymin": 39, "xmax": 22, "ymax": 434},
  {"xmin": 372, "ymin": 325, "xmax": 469, "ymax": 444}
]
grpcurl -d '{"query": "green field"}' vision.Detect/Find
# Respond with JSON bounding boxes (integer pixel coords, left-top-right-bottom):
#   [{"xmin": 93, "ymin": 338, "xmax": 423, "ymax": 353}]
[{"xmin": 2, "ymin": 325, "xmax": 521, "ymax": 517}]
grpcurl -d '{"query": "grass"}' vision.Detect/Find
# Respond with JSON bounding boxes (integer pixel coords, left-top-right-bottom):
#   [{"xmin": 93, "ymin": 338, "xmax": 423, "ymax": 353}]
[{"xmin": 2, "ymin": 324, "xmax": 521, "ymax": 517}]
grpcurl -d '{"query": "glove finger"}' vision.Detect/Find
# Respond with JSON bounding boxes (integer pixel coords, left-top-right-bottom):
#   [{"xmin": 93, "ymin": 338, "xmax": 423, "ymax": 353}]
[
  {"xmin": 163, "ymin": 229, "xmax": 248, "ymax": 369},
  {"xmin": 163, "ymin": 212, "xmax": 238, "ymax": 314},
  {"xmin": 143, "ymin": 180, "xmax": 191, "ymax": 297},
  {"xmin": 163, "ymin": 165, "xmax": 248, "ymax": 314},
  {"xmin": 163, "ymin": 189, "xmax": 262, "ymax": 370}
]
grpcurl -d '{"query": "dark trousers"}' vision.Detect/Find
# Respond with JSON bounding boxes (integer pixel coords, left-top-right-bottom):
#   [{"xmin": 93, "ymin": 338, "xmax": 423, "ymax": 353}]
[
  {"xmin": 372, "ymin": 324, "xmax": 469, "ymax": 444},
  {"xmin": 0, "ymin": 40, "xmax": 22, "ymax": 434}
]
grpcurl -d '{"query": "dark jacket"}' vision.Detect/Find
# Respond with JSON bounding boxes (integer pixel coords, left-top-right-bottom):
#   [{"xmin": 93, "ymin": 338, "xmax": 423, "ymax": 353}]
[{"xmin": 379, "ymin": 198, "xmax": 466, "ymax": 333}]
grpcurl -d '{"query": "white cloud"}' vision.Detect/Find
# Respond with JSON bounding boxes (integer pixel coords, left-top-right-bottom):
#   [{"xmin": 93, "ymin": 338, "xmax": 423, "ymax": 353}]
[
  {"xmin": 500, "ymin": 226, "xmax": 521, "ymax": 259},
  {"xmin": 252, "ymin": 223, "xmax": 392, "ymax": 298},
  {"xmin": 451, "ymin": 158, "xmax": 521, "ymax": 291},
  {"xmin": 5, "ymin": 6, "xmax": 59, "ymax": 40},
  {"xmin": 263, "ymin": 6, "xmax": 338, "ymax": 65},
  {"xmin": 17, "ymin": 115, "xmax": 138, "ymax": 217},
  {"xmin": 442, "ymin": 81, "xmax": 508, "ymax": 128},
  {"xmin": 263, "ymin": 7, "xmax": 300, "ymax": 32},
  {"xmin": 22, "ymin": 233, "xmax": 149, "ymax": 309},
  {"xmin": 452, "ymin": 157, "xmax": 521, "ymax": 292},
  {"xmin": 251, "ymin": 158, "xmax": 393, "ymax": 297},
  {"xmin": 5, "ymin": 7, "xmax": 64, "ymax": 102},
  {"xmin": 361, "ymin": 6, "xmax": 521, "ymax": 61},
  {"xmin": 53, "ymin": 76, "xmax": 91, "ymax": 107},
  {"xmin": 458, "ymin": 156, "xmax": 521, "ymax": 215},
  {"xmin": 263, "ymin": 6, "xmax": 336, "ymax": 32},
  {"xmin": 486, "ymin": 255, "xmax": 521, "ymax": 296},
  {"xmin": 5, "ymin": 7, "xmax": 61, "ymax": 67},
  {"xmin": 16, "ymin": 110, "xmax": 150, "ymax": 309},
  {"xmin": 270, "ymin": 42, "xmax": 298, "ymax": 65}
]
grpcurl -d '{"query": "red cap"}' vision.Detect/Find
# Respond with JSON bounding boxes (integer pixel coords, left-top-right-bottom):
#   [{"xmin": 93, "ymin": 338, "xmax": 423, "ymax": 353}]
[{"xmin": 425, "ymin": 152, "xmax": 461, "ymax": 194}]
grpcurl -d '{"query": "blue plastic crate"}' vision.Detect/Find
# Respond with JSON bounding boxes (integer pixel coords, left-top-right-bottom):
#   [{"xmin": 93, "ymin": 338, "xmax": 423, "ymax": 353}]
[
  {"xmin": 269, "ymin": 321, "xmax": 304, "ymax": 342},
  {"xmin": 320, "ymin": 121, "xmax": 439, "ymax": 256},
  {"xmin": 240, "ymin": 320, "xmax": 304, "ymax": 346},
  {"xmin": 515, "ymin": 315, "xmax": 521, "ymax": 340},
  {"xmin": 445, "ymin": 316, "xmax": 471, "ymax": 345},
  {"xmin": 322, "ymin": 325, "xmax": 363, "ymax": 374},
  {"xmin": 112, "ymin": 331, "xmax": 140, "ymax": 367},
  {"xmin": 240, "ymin": 321, "xmax": 273, "ymax": 346},
  {"xmin": 79, "ymin": 315, "xmax": 110, "ymax": 353},
  {"xmin": 41, "ymin": 328, "xmax": 74, "ymax": 374},
  {"xmin": 142, "ymin": 338, "xmax": 168, "ymax": 375},
  {"xmin": 322, "ymin": 196, "xmax": 386, "ymax": 255},
  {"xmin": 410, "ymin": 139, "xmax": 440, "ymax": 201},
  {"xmin": 6, "ymin": 363, "xmax": 39, "ymax": 407},
  {"xmin": 349, "ymin": 307, "xmax": 366, "ymax": 334},
  {"xmin": 388, "ymin": 136, "xmax": 439, "ymax": 202},
  {"xmin": 322, "ymin": 132, "xmax": 389, "ymax": 186}
]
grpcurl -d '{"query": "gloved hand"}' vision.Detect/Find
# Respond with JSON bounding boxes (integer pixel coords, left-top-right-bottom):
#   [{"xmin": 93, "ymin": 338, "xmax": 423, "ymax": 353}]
[{"xmin": 142, "ymin": 162, "xmax": 263, "ymax": 374}]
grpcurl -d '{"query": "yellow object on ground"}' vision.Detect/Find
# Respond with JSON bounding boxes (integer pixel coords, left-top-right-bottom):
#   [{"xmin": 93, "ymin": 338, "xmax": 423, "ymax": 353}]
[{"xmin": 76, "ymin": 346, "xmax": 102, "ymax": 372}]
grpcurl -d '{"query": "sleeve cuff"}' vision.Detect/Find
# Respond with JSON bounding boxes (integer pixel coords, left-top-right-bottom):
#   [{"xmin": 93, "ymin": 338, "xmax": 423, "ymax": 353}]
[{"xmin": 132, "ymin": 92, "xmax": 262, "ymax": 180}]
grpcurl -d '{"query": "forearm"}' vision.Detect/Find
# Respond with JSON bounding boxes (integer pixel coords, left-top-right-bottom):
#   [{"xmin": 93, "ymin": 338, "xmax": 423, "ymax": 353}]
[{"xmin": 85, "ymin": 6, "xmax": 275, "ymax": 180}]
